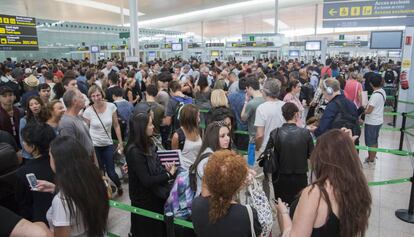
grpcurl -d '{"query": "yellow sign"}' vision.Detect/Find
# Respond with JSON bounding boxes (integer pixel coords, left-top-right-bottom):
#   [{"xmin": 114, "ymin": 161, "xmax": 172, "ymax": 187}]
[
  {"xmin": 9, "ymin": 18, "xmax": 16, "ymax": 24},
  {"xmin": 351, "ymin": 7, "xmax": 361, "ymax": 16},
  {"xmin": 0, "ymin": 28, "xmax": 4, "ymax": 34},
  {"xmin": 0, "ymin": 18, "xmax": 2, "ymax": 24},
  {"xmin": 402, "ymin": 59, "xmax": 411, "ymax": 69},
  {"xmin": 362, "ymin": 6, "xmax": 373, "ymax": 16},
  {"xmin": 0, "ymin": 38, "xmax": 6, "ymax": 44},
  {"xmin": 340, "ymin": 7, "xmax": 349, "ymax": 16},
  {"xmin": 3, "ymin": 18, "xmax": 9, "ymax": 24}
]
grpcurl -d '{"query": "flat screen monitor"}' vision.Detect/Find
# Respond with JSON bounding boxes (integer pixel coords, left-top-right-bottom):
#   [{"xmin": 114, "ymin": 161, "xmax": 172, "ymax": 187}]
[
  {"xmin": 211, "ymin": 50, "xmax": 219, "ymax": 57},
  {"xmin": 388, "ymin": 50, "xmax": 401, "ymax": 58},
  {"xmin": 148, "ymin": 51, "xmax": 156, "ymax": 58},
  {"xmin": 171, "ymin": 43, "xmax": 183, "ymax": 51},
  {"xmin": 90, "ymin": 45, "xmax": 99, "ymax": 53},
  {"xmin": 289, "ymin": 50, "xmax": 300, "ymax": 57},
  {"xmin": 305, "ymin": 41, "xmax": 321, "ymax": 51},
  {"xmin": 370, "ymin": 31, "xmax": 403, "ymax": 49}
]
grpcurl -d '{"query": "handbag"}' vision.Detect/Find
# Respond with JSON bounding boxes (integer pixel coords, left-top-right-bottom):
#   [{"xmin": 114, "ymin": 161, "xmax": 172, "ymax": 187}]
[
  {"xmin": 257, "ymin": 128, "xmax": 280, "ymax": 175},
  {"xmin": 245, "ymin": 179, "xmax": 273, "ymax": 237},
  {"xmin": 246, "ymin": 205, "xmax": 256, "ymax": 237}
]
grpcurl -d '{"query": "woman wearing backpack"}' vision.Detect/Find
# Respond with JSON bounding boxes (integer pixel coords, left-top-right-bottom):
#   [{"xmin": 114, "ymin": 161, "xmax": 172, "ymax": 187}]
[
  {"xmin": 190, "ymin": 121, "xmax": 231, "ymax": 196},
  {"xmin": 126, "ymin": 110, "xmax": 177, "ymax": 237},
  {"xmin": 171, "ymin": 104, "xmax": 202, "ymax": 170}
]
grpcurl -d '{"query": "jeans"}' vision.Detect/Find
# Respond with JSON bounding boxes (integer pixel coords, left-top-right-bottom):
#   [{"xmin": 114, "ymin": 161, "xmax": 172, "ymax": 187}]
[{"xmin": 95, "ymin": 145, "xmax": 121, "ymax": 187}]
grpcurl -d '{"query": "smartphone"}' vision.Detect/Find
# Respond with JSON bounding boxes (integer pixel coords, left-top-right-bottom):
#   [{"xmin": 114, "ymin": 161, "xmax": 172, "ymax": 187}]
[{"xmin": 26, "ymin": 173, "xmax": 38, "ymax": 190}]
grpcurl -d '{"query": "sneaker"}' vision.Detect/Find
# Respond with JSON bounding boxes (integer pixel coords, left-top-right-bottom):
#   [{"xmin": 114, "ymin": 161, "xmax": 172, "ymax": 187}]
[{"xmin": 363, "ymin": 157, "xmax": 376, "ymax": 166}]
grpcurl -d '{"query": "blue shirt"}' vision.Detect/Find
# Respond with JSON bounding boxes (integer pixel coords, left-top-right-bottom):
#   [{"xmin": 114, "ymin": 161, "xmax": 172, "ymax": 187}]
[{"xmin": 228, "ymin": 91, "xmax": 248, "ymax": 131}]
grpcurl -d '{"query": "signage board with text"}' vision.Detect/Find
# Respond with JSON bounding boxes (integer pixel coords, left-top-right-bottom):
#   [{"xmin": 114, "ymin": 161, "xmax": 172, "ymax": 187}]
[{"xmin": 0, "ymin": 14, "xmax": 38, "ymax": 51}]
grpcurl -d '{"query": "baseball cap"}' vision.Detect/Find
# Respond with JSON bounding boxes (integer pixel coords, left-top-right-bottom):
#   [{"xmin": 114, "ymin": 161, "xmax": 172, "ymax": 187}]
[{"xmin": 0, "ymin": 86, "xmax": 14, "ymax": 96}]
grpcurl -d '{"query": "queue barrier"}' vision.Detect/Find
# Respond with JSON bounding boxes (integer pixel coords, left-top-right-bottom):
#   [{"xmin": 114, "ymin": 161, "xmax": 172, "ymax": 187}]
[{"xmin": 106, "ymin": 176, "xmax": 413, "ymax": 237}]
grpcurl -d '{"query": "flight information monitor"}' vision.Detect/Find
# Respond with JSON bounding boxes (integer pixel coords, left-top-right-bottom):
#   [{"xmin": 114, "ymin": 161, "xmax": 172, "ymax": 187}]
[
  {"xmin": 0, "ymin": 14, "xmax": 38, "ymax": 51},
  {"xmin": 370, "ymin": 31, "xmax": 403, "ymax": 49},
  {"xmin": 305, "ymin": 41, "xmax": 321, "ymax": 51}
]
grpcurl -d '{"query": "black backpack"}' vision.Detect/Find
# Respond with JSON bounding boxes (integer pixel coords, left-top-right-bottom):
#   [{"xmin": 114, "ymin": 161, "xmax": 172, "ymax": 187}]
[
  {"xmin": 384, "ymin": 70, "xmax": 395, "ymax": 84},
  {"xmin": 332, "ymin": 100, "xmax": 361, "ymax": 137},
  {"xmin": 171, "ymin": 97, "xmax": 192, "ymax": 136}
]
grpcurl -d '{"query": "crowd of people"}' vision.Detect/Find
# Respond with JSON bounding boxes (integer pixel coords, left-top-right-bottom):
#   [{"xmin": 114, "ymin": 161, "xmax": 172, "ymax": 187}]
[{"xmin": 0, "ymin": 55, "xmax": 397, "ymax": 236}]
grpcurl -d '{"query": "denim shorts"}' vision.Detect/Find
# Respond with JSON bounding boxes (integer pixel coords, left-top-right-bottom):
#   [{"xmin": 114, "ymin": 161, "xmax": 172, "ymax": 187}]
[{"xmin": 364, "ymin": 124, "xmax": 382, "ymax": 147}]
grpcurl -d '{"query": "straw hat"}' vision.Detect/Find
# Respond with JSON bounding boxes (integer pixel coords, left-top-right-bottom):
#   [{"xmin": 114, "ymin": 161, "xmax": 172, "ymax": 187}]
[{"xmin": 24, "ymin": 75, "xmax": 39, "ymax": 87}]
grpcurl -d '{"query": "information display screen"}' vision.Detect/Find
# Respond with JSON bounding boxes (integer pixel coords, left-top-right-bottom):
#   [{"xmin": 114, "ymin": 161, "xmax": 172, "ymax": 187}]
[
  {"xmin": 305, "ymin": 41, "xmax": 321, "ymax": 51},
  {"xmin": 90, "ymin": 45, "xmax": 99, "ymax": 53},
  {"xmin": 370, "ymin": 31, "xmax": 403, "ymax": 49},
  {"xmin": 171, "ymin": 43, "xmax": 183, "ymax": 51},
  {"xmin": 211, "ymin": 50, "xmax": 219, "ymax": 57},
  {"xmin": 289, "ymin": 50, "xmax": 300, "ymax": 57},
  {"xmin": 388, "ymin": 50, "xmax": 401, "ymax": 58},
  {"xmin": 0, "ymin": 14, "xmax": 38, "ymax": 51}
]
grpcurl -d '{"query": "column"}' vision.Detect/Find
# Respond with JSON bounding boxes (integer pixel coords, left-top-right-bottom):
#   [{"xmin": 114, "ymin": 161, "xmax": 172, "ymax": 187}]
[
  {"xmin": 120, "ymin": 0, "xmax": 125, "ymax": 26},
  {"xmin": 314, "ymin": 4, "xmax": 318, "ymax": 35},
  {"xmin": 320, "ymin": 37, "xmax": 328, "ymax": 64},
  {"xmin": 128, "ymin": 0, "xmax": 139, "ymax": 58},
  {"xmin": 274, "ymin": 0, "xmax": 279, "ymax": 33},
  {"xmin": 397, "ymin": 27, "xmax": 414, "ymax": 129},
  {"xmin": 201, "ymin": 21, "xmax": 204, "ymax": 43}
]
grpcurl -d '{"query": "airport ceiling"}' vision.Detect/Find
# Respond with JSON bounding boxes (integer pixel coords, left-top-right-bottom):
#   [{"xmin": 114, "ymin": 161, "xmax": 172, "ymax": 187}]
[{"xmin": 1, "ymin": 0, "xmax": 324, "ymax": 37}]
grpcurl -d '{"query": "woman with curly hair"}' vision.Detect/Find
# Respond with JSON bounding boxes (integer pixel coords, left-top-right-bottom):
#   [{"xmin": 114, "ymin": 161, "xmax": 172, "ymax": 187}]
[
  {"xmin": 276, "ymin": 129, "xmax": 371, "ymax": 237},
  {"xmin": 192, "ymin": 150, "xmax": 262, "ymax": 237}
]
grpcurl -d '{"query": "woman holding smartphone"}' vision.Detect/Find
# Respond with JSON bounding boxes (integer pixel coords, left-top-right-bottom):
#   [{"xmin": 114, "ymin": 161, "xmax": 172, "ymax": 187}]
[
  {"xmin": 36, "ymin": 136, "xmax": 109, "ymax": 237},
  {"xmin": 125, "ymin": 110, "xmax": 177, "ymax": 237}
]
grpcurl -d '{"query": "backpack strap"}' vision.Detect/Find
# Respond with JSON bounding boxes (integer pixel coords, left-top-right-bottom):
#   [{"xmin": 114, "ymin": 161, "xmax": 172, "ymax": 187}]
[
  {"xmin": 176, "ymin": 127, "xmax": 186, "ymax": 151},
  {"xmin": 372, "ymin": 91, "xmax": 386, "ymax": 104},
  {"xmin": 334, "ymin": 99, "xmax": 357, "ymax": 122}
]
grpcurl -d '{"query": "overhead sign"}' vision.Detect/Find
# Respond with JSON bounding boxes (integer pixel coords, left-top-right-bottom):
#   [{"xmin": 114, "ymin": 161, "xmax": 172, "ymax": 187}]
[
  {"xmin": 328, "ymin": 41, "xmax": 369, "ymax": 47},
  {"xmin": 144, "ymin": 44, "xmax": 160, "ymax": 49},
  {"xmin": 205, "ymin": 43, "xmax": 225, "ymax": 47},
  {"xmin": 0, "ymin": 14, "xmax": 38, "ymax": 51},
  {"xmin": 229, "ymin": 42, "xmax": 275, "ymax": 48},
  {"xmin": 323, "ymin": 0, "xmax": 414, "ymax": 27}
]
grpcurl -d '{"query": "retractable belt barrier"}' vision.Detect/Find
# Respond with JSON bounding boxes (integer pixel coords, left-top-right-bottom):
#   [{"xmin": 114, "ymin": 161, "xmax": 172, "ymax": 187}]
[
  {"xmin": 106, "ymin": 176, "xmax": 412, "ymax": 237},
  {"xmin": 107, "ymin": 104, "xmax": 414, "ymax": 235}
]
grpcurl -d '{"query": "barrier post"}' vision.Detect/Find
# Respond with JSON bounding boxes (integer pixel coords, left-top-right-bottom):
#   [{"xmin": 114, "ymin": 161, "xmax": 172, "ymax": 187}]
[
  {"xmin": 392, "ymin": 94, "xmax": 398, "ymax": 127},
  {"xmin": 395, "ymin": 171, "xmax": 414, "ymax": 223},
  {"xmin": 399, "ymin": 113, "xmax": 407, "ymax": 151},
  {"xmin": 165, "ymin": 212, "xmax": 175, "ymax": 237}
]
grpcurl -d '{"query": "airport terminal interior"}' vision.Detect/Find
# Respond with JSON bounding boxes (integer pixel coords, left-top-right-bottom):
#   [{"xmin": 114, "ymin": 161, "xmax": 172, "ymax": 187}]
[{"xmin": 1, "ymin": 0, "xmax": 414, "ymax": 237}]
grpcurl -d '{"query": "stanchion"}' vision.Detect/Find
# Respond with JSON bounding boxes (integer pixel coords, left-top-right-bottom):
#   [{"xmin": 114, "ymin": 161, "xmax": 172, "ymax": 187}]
[
  {"xmin": 165, "ymin": 212, "xmax": 176, "ymax": 237},
  {"xmin": 395, "ymin": 172, "xmax": 414, "ymax": 223},
  {"xmin": 399, "ymin": 113, "xmax": 407, "ymax": 151},
  {"xmin": 392, "ymin": 94, "xmax": 398, "ymax": 127}
]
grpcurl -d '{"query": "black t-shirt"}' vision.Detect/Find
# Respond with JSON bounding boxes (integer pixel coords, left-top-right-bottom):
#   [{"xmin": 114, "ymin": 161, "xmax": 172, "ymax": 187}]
[
  {"xmin": 192, "ymin": 196, "xmax": 262, "ymax": 237},
  {"xmin": 0, "ymin": 205, "xmax": 22, "ymax": 236}
]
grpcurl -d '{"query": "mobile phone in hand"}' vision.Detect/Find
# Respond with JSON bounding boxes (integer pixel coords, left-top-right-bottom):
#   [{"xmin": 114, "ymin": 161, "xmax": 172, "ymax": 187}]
[{"xmin": 26, "ymin": 173, "xmax": 38, "ymax": 191}]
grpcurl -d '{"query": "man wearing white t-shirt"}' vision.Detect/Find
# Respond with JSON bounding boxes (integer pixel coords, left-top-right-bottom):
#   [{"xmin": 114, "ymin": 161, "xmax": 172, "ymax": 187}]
[
  {"xmin": 255, "ymin": 79, "xmax": 286, "ymax": 152},
  {"xmin": 364, "ymin": 74, "xmax": 386, "ymax": 165},
  {"xmin": 254, "ymin": 79, "xmax": 285, "ymax": 199}
]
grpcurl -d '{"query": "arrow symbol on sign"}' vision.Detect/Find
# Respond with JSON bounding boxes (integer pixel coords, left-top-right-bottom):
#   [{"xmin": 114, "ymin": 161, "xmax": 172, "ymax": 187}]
[{"xmin": 329, "ymin": 9, "xmax": 338, "ymax": 16}]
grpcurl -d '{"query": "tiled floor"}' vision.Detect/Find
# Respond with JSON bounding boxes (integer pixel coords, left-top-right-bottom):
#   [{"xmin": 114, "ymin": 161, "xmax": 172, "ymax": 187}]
[{"xmin": 107, "ymin": 120, "xmax": 414, "ymax": 237}]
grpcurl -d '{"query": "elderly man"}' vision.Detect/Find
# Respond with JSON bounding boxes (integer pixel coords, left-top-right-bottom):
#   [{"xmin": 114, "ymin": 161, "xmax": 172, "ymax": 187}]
[
  {"xmin": 101, "ymin": 61, "xmax": 119, "ymax": 77},
  {"xmin": 58, "ymin": 89, "xmax": 95, "ymax": 161}
]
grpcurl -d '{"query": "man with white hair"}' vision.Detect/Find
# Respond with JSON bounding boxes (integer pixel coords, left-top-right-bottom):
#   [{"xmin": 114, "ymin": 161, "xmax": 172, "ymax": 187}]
[{"xmin": 101, "ymin": 61, "xmax": 119, "ymax": 77}]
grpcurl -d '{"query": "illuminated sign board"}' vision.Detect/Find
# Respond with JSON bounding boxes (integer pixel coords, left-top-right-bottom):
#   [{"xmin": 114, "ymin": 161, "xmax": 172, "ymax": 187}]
[{"xmin": 0, "ymin": 14, "xmax": 38, "ymax": 51}]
